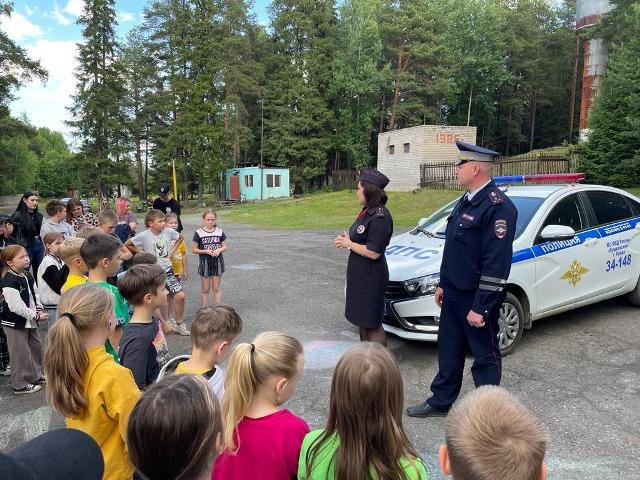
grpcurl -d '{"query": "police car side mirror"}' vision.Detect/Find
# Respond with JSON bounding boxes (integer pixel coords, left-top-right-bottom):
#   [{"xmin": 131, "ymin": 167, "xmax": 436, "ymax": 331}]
[{"xmin": 540, "ymin": 225, "xmax": 576, "ymax": 240}]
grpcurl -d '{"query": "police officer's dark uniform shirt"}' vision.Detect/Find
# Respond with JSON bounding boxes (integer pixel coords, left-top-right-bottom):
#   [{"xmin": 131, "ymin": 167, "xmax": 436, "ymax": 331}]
[
  {"xmin": 439, "ymin": 180, "xmax": 517, "ymax": 316},
  {"xmin": 427, "ymin": 180, "xmax": 517, "ymax": 411},
  {"xmin": 345, "ymin": 206, "xmax": 393, "ymax": 328}
]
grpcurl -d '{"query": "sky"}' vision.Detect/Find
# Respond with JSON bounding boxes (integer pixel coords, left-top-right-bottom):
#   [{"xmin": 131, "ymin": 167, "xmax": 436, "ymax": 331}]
[{"xmin": 2, "ymin": 0, "xmax": 270, "ymax": 148}]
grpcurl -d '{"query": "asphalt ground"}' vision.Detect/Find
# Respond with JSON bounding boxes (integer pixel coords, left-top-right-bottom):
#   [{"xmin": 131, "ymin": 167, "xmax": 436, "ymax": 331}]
[{"xmin": 1, "ymin": 212, "xmax": 639, "ymax": 479}]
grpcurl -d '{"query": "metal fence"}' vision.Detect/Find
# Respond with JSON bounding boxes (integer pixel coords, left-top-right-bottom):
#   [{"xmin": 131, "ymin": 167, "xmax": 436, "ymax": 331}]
[
  {"xmin": 331, "ymin": 169, "xmax": 358, "ymax": 189},
  {"xmin": 420, "ymin": 155, "xmax": 574, "ymax": 190}
]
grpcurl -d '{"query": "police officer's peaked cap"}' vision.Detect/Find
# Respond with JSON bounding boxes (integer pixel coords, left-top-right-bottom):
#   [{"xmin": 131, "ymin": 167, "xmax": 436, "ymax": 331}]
[
  {"xmin": 158, "ymin": 183, "xmax": 170, "ymax": 194},
  {"xmin": 455, "ymin": 140, "xmax": 501, "ymax": 165},
  {"xmin": 359, "ymin": 169, "xmax": 390, "ymax": 190}
]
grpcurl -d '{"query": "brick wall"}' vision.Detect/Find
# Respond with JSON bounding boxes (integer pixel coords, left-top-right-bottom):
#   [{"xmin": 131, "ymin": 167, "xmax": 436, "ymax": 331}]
[{"xmin": 377, "ymin": 125, "xmax": 477, "ymax": 191}]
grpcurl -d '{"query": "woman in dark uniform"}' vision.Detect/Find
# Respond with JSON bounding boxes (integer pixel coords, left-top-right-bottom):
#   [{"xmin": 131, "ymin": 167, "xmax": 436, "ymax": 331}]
[{"xmin": 334, "ymin": 169, "xmax": 393, "ymax": 346}]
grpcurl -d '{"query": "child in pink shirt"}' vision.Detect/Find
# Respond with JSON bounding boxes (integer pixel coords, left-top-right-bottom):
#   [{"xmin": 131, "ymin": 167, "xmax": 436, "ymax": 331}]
[{"xmin": 212, "ymin": 331, "xmax": 308, "ymax": 480}]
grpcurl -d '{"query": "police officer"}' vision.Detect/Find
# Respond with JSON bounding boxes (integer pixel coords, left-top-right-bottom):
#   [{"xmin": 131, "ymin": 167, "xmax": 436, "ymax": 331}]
[
  {"xmin": 407, "ymin": 141, "xmax": 517, "ymax": 417},
  {"xmin": 334, "ymin": 169, "xmax": 393, "ymax": 346}
]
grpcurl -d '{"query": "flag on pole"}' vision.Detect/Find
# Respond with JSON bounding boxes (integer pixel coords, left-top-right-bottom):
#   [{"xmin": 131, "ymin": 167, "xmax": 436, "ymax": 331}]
[{"xmin": 172, "ymin": 160, "xmax": 178, "ymax": 200}]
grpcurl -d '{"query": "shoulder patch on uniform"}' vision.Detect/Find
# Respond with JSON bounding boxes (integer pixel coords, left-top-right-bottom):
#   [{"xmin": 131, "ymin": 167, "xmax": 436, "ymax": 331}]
[
  {"xmin": 494, "ymin": 219, "xmax": 507, "ymax": 238},
  {"xmin": 376, "ymin": 207, "xmax": 385, "ymax": 217},
  {"xmin": 488, "ymin": 191, "xmax": 504, "ymax": 205}
]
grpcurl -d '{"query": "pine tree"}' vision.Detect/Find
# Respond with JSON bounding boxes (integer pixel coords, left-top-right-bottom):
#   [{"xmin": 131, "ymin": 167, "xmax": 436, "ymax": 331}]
[
  {"xmin": 380, "ymin": 0, "xmax": 454, "ymax": 131},
  {"xmin": 0, "ymin": 1, "xmax": 47, "ymax": 124},
  {"xmin": 218, "ymin": 0, "xmax": 262, "ymax": 167},
  {"xmin": 331, "ymin": 0, "xmax": 389, "ymax": 170},
  {"xmin": 121, "ymin": 28, "xmax": 157, "ymax": 200},
  {"xmin": 264, "ymin": 0, "xmax": 336, "ymax": 191},
  {"xmin": 68, "ymin": 0, "xmax": 127, "ymax": 205},
  {"xmin": 579, "ymin": 4, "xmax": 640, "ymax": 187}
]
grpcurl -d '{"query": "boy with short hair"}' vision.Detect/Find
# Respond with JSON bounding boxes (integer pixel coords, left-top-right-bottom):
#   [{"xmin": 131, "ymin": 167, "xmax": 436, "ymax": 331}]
[
  {"xmin": 40, "ymin": 200, "xmax": 74, "ymax": 239},
  {"xmin": 174, "ymin": 303, "xmax": 242, "ymax": 400},
  {"xmin": 59, "ymin": 237, "xmax": 87, "ymax": 293},
  {"xmin": 80, "ymin": 233, "xmax": 130, "ymax": 359},
  {"xmin": 117, "ymin": 264, "xmax": 167, "ymax": 389},
  {"xmin": 125, "ymin": 209, "xmax": 188, "ymax": 336},
  {"xmin": 439, "ymin": 385, "xmax": 548, "ymax": 480},
  {"xmin": 98, "ymin": 209, "xmax": 133, "ymax": 281}
]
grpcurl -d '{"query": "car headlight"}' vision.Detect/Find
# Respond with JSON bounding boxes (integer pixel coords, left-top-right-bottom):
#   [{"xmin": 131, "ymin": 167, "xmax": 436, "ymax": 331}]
[{"xmin": 403, "ymin": 274, "xmax": 440, "ymax": 296}]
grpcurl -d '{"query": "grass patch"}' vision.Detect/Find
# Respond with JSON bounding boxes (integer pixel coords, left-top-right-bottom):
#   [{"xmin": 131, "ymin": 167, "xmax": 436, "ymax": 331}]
[{"xmin": 217, "ymin": 189, "xmax": 460, "ymax": 230}]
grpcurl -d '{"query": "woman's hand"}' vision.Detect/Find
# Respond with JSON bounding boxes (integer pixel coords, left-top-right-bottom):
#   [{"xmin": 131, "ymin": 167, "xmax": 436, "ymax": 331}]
[
  {"xmin": 334, "ymin": 231, "xmax": 351, "ymax": 249},
  {"xmin": 37, "ymin": 312, "xmax": 50, "ymax": 322}
]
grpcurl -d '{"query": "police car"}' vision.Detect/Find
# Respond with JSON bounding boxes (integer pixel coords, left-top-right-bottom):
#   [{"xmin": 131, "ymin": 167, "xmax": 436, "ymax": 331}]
[{"xmin": 383, "ymin": 174, "xmax": 640, "ymax": 354}]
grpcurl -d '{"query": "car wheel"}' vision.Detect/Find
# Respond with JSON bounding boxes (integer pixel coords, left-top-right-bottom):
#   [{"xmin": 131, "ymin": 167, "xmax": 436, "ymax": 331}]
[
  {"xmin": 628, "ymin": 276, "xmax": 640, "ymax": 307},
  {"xmin": 497, "ymin": 292, "xmax": 524, "ymax": 356}
]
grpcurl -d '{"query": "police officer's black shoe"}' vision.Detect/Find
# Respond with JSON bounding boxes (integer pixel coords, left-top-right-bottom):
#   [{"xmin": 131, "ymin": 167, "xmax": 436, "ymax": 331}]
[{"xmin": 406, "ymin": 400, "xmax": 448, "ymax": 418}]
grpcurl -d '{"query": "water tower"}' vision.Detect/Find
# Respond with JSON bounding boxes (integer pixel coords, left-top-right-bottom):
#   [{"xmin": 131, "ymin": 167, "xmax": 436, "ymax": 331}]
[{"xmin": 576, "ymin": 0, "xmax": 613, "ymax": 140}]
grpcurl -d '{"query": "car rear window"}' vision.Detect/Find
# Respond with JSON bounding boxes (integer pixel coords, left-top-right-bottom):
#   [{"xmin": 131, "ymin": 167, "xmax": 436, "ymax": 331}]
[{"xmin": 586, "ymin": 191, "xmax": 634, "ymax": 226}]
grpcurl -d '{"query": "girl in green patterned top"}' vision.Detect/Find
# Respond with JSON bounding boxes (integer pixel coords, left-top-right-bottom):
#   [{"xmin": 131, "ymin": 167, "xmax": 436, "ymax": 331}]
[{"xmin": 298, "ymin": 343, "xmax": 428, "ymax": 480}]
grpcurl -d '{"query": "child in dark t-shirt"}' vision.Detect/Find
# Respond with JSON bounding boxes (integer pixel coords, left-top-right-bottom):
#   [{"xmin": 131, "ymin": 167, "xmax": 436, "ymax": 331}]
[{"xmin": 117, "ymin": 264, "xmax": 168, "ymax": 389}]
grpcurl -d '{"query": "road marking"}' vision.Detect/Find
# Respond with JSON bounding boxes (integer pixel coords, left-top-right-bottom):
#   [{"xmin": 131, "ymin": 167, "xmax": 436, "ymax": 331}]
[{"xmin": 303, "ymin": 340, "xmax": 355, "ymax": 370}]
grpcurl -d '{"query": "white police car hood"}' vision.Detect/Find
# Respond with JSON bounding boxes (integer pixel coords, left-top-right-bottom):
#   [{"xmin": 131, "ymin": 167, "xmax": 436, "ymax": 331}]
[{"xmin": 385, "ymin": 229, "xmax": 445, "ymax": 281}]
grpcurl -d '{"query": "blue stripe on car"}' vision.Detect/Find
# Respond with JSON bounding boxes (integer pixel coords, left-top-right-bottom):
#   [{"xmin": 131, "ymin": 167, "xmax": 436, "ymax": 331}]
[{"xmin": 386, "ymin": 217, "xmax": 640, "ymax": 264}]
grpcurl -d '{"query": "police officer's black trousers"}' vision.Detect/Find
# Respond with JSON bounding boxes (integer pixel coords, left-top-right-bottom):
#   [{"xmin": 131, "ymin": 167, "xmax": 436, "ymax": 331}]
[{"xmin": 427, "ymin": 295, "xmax": 502, "ymax": 411}]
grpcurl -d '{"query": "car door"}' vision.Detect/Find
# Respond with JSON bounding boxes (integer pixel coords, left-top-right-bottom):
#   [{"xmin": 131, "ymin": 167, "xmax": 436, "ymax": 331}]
[
  {"xmin": 586, "ymin": 190, "xmax": 640, "ymax": 292},
  {"xmin": 533, "ymin": 192, "xmax": 597, "ymax": 314}
]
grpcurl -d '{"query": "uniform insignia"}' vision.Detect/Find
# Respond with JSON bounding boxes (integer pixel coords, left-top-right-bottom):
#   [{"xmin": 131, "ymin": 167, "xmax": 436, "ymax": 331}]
[
  {"xmin": 489, "ymin": 191, "xmax": 504, "ymax": 204},
  {"xmin": 357, "ymin": 225, "xmax": 366, "ymax": 234},
  {"xmin": 462, "ymin": 213, "xmax": 475, "ymax": 221},
  {"xmin": 494, "ymin": 219, "xmax": 507, "ymax": 239},
  {"xmin": 376, "ymin": 207, "xmax": 384, "ymax": 217}
]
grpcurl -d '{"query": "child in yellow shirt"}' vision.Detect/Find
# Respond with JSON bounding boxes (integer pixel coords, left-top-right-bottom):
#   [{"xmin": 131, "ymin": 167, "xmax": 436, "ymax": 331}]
[
  {"xmin": 58, "ymin": 237, "xmax": 87, "ymax": 293},
  {"xmin": 44, "ymin": 284, "xmax": 140, "ymax": 480},
  {"xmin": 165, "ymin": 213, "xmax": 187, "ymax": 327}
]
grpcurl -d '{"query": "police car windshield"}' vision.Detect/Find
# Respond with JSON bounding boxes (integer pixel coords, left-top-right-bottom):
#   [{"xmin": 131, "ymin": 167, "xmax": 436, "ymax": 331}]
[{"xmin": 414, "ymin": 195, "xmax": 545, "ymax": 239}]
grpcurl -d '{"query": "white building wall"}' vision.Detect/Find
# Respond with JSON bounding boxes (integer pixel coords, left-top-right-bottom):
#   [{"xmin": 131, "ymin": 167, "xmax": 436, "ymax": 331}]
[{"xmin": 377, "ymin": 125, "xmax": 477, "ymax": 191}]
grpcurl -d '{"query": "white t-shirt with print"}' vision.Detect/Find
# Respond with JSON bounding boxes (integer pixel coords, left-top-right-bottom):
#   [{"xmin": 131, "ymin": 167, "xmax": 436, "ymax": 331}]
[{"xmin": 130, "ymin": 228, "xmax": 179, "ymax": 271}]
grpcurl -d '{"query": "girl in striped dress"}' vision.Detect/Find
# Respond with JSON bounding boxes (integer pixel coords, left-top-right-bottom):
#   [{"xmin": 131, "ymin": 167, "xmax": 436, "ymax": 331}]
[{"xmin": 191, "ymin": 209, "xmax": 227, "ymax": 305}]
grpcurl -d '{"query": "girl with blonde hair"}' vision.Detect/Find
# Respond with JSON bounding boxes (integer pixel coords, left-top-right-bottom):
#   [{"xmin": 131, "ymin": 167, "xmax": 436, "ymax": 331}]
[
  {"xmin": 298, "ymin": 343, "xmax": 428, "ymax": 480},
  {"xmin": 44, "ymin": 284, "xmax": 140, "ymax": 480},
  {"xmin": 213, "ymin": 331, "xmax": 309, "ymax": 479}
]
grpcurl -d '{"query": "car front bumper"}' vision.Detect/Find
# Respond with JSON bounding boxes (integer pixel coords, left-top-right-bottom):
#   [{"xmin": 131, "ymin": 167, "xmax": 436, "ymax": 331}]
[{"xmin": 382, "ymin": 292, "xmax": 440, "ymax": 342}]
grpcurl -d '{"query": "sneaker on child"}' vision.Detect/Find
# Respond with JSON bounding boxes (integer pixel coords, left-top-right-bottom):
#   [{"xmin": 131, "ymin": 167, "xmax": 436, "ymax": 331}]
[
  {"xmin": 173, "ymin": 322, "xmax": 190, "ymax": 336},
  {"xmin": 13, "ymin": 383, "xmax": 42, "ymax": 395}
]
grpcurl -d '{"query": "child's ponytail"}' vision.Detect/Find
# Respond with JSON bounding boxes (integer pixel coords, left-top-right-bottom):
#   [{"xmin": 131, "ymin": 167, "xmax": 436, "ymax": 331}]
[
  {"xmin": 44, "ymin": 284, "xmax": 114, "ymax": 417},
  {"xmin": 222, "ymin": 331, "xmax": 303, "ymax": 453}
]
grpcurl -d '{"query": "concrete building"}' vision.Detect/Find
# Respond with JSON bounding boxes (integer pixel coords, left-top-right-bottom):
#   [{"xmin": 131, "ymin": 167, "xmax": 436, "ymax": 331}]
[
  {"xmin": 377, "ymin": 125, "xmax": 477, "ymax": 191},
  {"xmin": 225, "ymin": 166, "xmax": 290, "ymax": 201}
]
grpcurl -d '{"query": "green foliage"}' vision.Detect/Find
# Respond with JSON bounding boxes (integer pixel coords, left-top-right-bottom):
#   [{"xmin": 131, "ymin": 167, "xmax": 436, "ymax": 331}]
[
  {"xmin": 330, "ymin": 0, "xmax": 389, "ymax": 170},
  {"xmin": 579, "ymin": 4, "xmax": 640, "ymax": 187},
  {"xmin": 0, "ymin": 1, "xmax": 47, "ymax": 119},
  {"xmin": 263, "ymin": 0, "xmax": 336, "ymax": 191},
  {"xmin": 0, "ymin": 127, "xmax": 37, "ymax": 194},
  {"xmin": 67, "ymin": 0, "xmax": 129, "ymax": 200},
  {"xmin": 5, "ymin": 0, "xmax": 608, "ymax": 195},
  {"xmin": 31, "ymin": 128, "xmax": 76, "ymax": 197}
]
